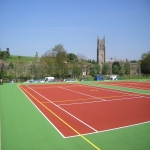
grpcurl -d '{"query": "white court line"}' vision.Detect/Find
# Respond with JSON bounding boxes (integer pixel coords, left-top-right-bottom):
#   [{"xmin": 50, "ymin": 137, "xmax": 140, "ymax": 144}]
[
  {"xmin": 75, "ymin": 83, "xmax": 139, "ymax": 96},
  {"xmin": 65, "ymin": 121, "xmax": 150, "ymax": 138},
  {"xmin": 18, "ymin": 85, "xmax": 150, "ymax": 140},
  {"xmin": 118, "ymin": 82, "xmax": 150, "ymax": 87},
  {"xmin": 78, "ymin": 83, "xmax": 150, "ymax": 95},
  {"xmin": 101, "ymin": 82, "xmax": 150, "ymax": 90},
  {"xmin": 17, "ymin": 85, "xmax": 65, "ymax": 138},
  {"xmin": 58, "ymin": 95, "xmax": 147, "ymax": 106},
  {"xmin": 25, "ymin": 85, "xmax": 98, "ymax": 133},
  {"xmin": 58, "ymin": 86, "xmax": 106, "ymax": 101}
]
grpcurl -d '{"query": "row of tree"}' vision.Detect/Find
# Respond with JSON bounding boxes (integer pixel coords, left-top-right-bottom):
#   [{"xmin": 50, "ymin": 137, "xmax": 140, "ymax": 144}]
[{"xmin": 0, "ymin": 45, "xmax": 150, "ymax": 82}]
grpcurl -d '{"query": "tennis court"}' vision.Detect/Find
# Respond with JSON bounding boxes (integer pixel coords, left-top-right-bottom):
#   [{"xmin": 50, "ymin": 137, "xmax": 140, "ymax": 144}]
[
  {"xmin": 19, "ymin": 83, "xmax": 150, "ymax": 137},
  {"xmin": 1, "ymin": 81, "xmax": 150, "ymax": 150},
  {"xmin": 95, "ymin": 81, "xmax": 150, "ymax": 91}
]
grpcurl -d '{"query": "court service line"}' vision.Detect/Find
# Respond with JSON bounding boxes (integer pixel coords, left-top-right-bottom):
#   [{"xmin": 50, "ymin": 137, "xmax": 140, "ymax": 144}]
[
  {"xmin": 58, "ymin": 86, "xmax": 106, "ymax": 101},
  {"xmin": 58, "ymin": 95, "xmax": 146, "ymax": 106},
  {"xmin": 19, "ymin": 85, "xmax": 101, "ymax": 150},
  {"xmin": 54, "ymin": 94, "xmax": 145, "ymax": 103},
  {"xmin": 25, "ymin": 85, "xmax": 98, "ymax": 132}
]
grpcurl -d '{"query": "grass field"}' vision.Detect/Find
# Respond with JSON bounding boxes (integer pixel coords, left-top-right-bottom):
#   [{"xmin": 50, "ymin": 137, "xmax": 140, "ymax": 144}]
[
  {"xmin": 6, "ymin": 55, "xmax": 34, "ymax": 63},
  {"xmin": 0, "ymin": 80, "xmax": 150, "ymax": 150}
]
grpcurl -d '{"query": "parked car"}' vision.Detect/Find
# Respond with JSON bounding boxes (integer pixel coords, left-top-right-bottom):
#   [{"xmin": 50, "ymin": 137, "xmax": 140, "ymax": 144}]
[
  {"xmin": 63, "ymin": 78, "xmax": 78, "ymax": 82},
  {"xmin": 24, "ymin": 80, "xmax": 34, "ymax": 83}
]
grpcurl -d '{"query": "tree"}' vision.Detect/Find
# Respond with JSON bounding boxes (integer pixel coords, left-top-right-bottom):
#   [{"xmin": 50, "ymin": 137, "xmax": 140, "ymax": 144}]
[
  {"xmin": 102, "ymin": 63, "xmax": 109, "ymax": 75},
  {"xmin": 77, "ymin": 53, "xmax": 87, "ymax": 61},
  {"xmin": 86, "ymin": 64, "xmax": 91, "ymax": 79},
  {"xmin": 8, "ymin": 61, "xmax": 14, "ymax": 69},
  {"xmin": 130, "ymin": 60, "xmax": 137, "ymax": 63},
  {"xmin": 141, "ymin": 52, "xmax": 150, "ymax": 74},
  {"xmin": 72, "ymin": 65, "xmax": 81, "ymax": 78},
  {"xmin": 53, "ymin": 44, "xmax": 67, "ymax": 78},
  {"xmin": 89, "ymin": 69, "xmax": 95, "ymax": 77},
  {"xmin": 124, "ymin": 61, "xmax": 130, "ymax": 75},
  {"xmin": 40, "ymin": 56, "xmax": 56, "ymax": 77},
  {"xmin": 6, "ymin": 48, "xmax": 10, "ymax": 57},
  {"xmin": 112, "ymin": 65, "xmax": 119, "ymax": 74},
  {"xmin": 35, "ymin": 51, "xmax": 40, "ymax": 62},
  {"xmin": 14, "ymin": 58, "xmax": 26, "ymax": 82},
  {"xmin": 0, "ymin": 61, "xmax": 7, "ymax": 79},
  {"xmin": 112, "ymin": 62, "xmax": 121, "ymax": 74},
  {"xmin": 0, "ymin": 50, "xmax": 10, "ymax": 60},
  {"xmin": 67, "ymin": 53, "xmax": 78, "ymax": 62},
  {"xmin": 42, "ymin": 44, "xmax": 67, "ymax": 78},
  {"xmin": 91, "ymin": 59, "xmax": 97, "ymax": 64},
  {"xmin": 141, "ymin": 51, "xmax": 150, "ymax": 60},
  {"xmin": 89, "ymin": 64, "xmax": 100, "ymax": 77}
]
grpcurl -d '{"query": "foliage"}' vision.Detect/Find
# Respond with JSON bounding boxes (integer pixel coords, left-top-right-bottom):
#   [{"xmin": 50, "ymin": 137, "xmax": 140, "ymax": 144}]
[
  {"xmin": 112, "ymin": 65, "xmax": 119, "ymax": 74},
  {"xmin": 0, "ymin": 62, "xmax": 7, "ymax": 79},
  {"xmin": 124, "ymin": 61, "xmax": 130, "ymax": 75},
  {"xmin": 89, "ymin": 69, "xmax": 95, "ymax": 77},
  {"xmin": 72, "ymin": 65, "xmax": 81, "ymax": 78},
  {"xmin": 141, "ymin": 51, "xmax": 150, "ymax": 60},
  {"xmin": 130, "ymin": 60, "xmax": 137, "ymax": 63},
  {"xmin": 102, "ymin": 63, "xmax": 109, "ymax": 75},
  {"xmin": 8, "ymin": 62, "xmax": 14, "ymax": 69},
  {"xmin": 67, "ymin": 53, "xmax": 78, "ymax": 62},
  {"xmin": 90, "ymin": 64, "xmax": 100, "ymax": 77},
  {"xmin": 141, "ymin": 52, "xmax": 150, "ymax": 74},
  {"xmin": 0, "ymin": 50, "xmax": 10, "ymax": 60},
  {"xmin": 112, "ymin": 62, "xmax": 121, "ymax": 74}
]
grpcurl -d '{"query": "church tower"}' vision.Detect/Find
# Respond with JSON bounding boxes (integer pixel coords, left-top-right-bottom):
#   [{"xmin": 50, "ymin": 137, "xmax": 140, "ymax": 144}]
[{"xmin": 97, "ymin": 36, "xmax": 106, "ymax": 67}]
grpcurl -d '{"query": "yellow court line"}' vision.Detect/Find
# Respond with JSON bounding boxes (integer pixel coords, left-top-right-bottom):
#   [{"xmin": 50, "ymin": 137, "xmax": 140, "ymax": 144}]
[
  {"xmin": 53, "ymin": 94, "xmax": 137, "ymax": 103},
  {"xmin": 19, "ymin": 85, "xmax": 101, "ymax": 150},
  {"xmin": 41, "ymin": 102, "xmax": 51, "ymax": 104}
]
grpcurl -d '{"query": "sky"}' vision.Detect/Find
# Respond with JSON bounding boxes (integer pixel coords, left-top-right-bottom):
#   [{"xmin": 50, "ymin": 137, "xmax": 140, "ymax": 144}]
[{"xmin": 0, "ymin": 0, "xmax": 150, "ymax": 61}]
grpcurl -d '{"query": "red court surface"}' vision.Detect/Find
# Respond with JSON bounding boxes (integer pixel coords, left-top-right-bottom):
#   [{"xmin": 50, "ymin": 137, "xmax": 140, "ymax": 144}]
[
  {"xmin": 95, "ymin": 81, "xmax": 150, "ymax": 90},
  {"xmin": 19, "ymin": 83, "xmax": 150, "ymax": 137}
]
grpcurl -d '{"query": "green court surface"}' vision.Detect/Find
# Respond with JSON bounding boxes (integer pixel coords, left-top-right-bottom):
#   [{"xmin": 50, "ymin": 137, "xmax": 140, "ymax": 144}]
[{"xmin": 0, "ymin": 82, "xmax": 150, "ymax": 150}]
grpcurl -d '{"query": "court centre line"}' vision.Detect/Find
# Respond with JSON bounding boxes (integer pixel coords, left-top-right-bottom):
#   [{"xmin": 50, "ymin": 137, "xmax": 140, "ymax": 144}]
[
  {"xmin": 25, "ymin": 85, "xmax": 98, "ymax": 132},
  {"xmin": 19, "ymin": 85, "xmax": 101, "ymax": 150},
  {"xmin": 58, "ymin": 86, "xmax": 106, "ymax": 102}
]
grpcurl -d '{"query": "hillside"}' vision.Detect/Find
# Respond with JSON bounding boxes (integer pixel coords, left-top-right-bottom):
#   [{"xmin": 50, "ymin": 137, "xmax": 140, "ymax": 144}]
[{"xmin": 6, "ymin": 55, "xmax": 35, "ymax": 63}]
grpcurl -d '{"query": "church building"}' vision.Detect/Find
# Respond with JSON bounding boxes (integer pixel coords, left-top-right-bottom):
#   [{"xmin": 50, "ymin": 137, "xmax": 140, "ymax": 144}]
[{"xmin": 97, "ymin": 36, "xmax": 140, "ymax": 75}]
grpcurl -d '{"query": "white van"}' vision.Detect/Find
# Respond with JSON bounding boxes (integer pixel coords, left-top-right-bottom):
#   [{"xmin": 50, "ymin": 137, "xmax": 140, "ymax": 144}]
[
  {"xmin": 109, "ymin": 75, "xmax": 117, "ymax": 80},
  {"xmin": 107, "ymin": 75, "xmax": 118, "ymax": 80},
  {"xmin": 44, "ymin": 77, "xmax": 55, "ymax": 82}
]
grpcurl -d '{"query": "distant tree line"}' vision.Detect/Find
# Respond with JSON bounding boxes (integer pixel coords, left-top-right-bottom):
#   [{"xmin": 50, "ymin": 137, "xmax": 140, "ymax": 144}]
[{"xmin": 0, "ymin": 45, "xmax": 150, "ymax": 82}]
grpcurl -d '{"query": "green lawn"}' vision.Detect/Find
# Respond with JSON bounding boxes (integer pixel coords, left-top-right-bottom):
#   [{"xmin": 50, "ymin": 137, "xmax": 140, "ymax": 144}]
[
  {"xmin": 6, "ymin": 55, "xmax": 34, "ymax": 63},
  {"xmin": 0, "ymin": 82, "xmax": 150, "ymax": 150}
]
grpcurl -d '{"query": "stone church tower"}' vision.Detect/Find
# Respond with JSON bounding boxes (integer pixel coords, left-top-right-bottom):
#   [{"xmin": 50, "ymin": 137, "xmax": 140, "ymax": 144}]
[{"xmin": 97, "ymin": 36, "xmax": 106, "ymax": 67}]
